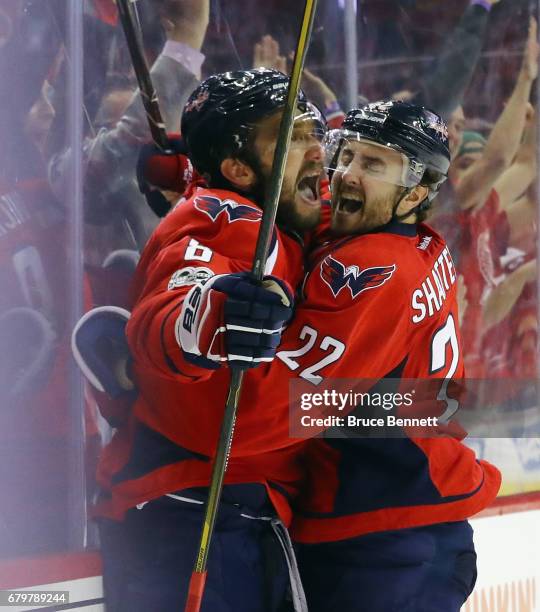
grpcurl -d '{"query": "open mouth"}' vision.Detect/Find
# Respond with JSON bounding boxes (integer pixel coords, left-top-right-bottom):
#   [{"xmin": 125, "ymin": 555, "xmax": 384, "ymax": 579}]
[
  {"xmin": 336, "ymin": 195, "xmax": 364, "ymax": 214},
  {"xmin": 296, "ymin": 174, "xmax": 320, "ymax": 203}
]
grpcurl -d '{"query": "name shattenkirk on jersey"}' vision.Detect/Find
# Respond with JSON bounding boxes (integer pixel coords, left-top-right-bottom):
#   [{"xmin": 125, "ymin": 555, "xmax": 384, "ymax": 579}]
[{"xmin": 412, "ymin": 246, "xmax": 456, "ymax": 323}]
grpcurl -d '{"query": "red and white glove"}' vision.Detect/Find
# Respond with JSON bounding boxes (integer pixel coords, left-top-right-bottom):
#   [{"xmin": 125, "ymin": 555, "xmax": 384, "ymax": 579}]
[{"xmin": 136, "ymin": 133, "xmax": 203, "ymax": 217}]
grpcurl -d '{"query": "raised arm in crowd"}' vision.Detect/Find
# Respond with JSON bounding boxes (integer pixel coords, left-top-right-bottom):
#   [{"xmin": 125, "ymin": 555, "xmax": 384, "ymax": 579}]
[{"xmin": 47, "ymin": 0, "xmax": 209, "ymax": 250}]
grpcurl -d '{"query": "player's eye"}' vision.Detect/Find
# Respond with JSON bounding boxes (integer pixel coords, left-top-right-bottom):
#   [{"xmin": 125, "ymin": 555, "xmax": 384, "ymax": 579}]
[
  {"xmin": 363, "ymin": 158, "xmax": 385, "ymax": 173},
  {"xmin": 292, "ymin": 123, "xmax": 313, "ymax": 143},
  {"xmin": 340, "ymin": 149, "xmax": 354, "ymax": 166}
]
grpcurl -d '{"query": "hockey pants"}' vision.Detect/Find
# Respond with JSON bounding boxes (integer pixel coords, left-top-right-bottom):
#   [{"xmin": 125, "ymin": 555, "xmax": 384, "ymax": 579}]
[
  {"xmin": 297, "ymin": 520, "xmax": 477, "ymax": 612},
  {"xmin": 98, "ymin": 484, "xmax": 307, "ymax": 612}
]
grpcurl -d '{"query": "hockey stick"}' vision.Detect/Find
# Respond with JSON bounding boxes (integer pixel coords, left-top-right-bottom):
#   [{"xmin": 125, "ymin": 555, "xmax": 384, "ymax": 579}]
[
  {"xmin": 116, "ymin": 0, "xmax": 174, "ymax": 217},
  {"xmin": 116, "ymin": 0, "xmax": 171, "ymax": 152},
  {"xmin": 184, "ymin": 1, "xmax": 319, "ymax": 611}
]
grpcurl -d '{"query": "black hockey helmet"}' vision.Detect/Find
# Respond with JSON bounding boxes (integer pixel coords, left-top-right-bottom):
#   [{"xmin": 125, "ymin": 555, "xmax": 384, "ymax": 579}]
[
  {"xmin": 181, "ymin": 68, "xmax": 323, "ymax": 184},
  {"xmin": 327, "ymin": 100, "xmax": 450, "ymax": 204}
]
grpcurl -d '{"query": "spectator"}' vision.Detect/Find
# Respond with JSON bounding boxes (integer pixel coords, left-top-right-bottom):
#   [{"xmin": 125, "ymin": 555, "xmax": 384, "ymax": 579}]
[
  {"xmin": 253, "ymin": 34, "xmax": 346, "ymax": 129},
  {"xmin": 430, "ymin": 18, "xmax": 538, "ymax": 376},
  {"xmin": 413, "ymin": 0, "xmax": 502, "ymax": 119},
  {"xmin": 452, "ymin": 19, "xmax": 537, "ymax": 213},
  {"xmin": 48, "ymin": 0, "xmax": 210, "ymax": 261}
]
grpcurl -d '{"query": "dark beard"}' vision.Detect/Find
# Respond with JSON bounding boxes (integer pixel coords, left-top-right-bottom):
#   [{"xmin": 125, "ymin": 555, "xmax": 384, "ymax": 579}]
[
  {"xmin": 247, "ymin": 161, "xmax": 321, "ymax": 233},
  {"xmin": 276, "ymin": 197, "xmax": 320, "ymax": 232}
]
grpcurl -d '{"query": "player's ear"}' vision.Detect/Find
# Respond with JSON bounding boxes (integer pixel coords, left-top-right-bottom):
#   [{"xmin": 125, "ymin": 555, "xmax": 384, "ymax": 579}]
[
  {"xmin": 396, "ymin": 184, "xmax": 429, "ymax": 218},
  {"xmin": 220, "ymin": 158, "xmax": 257, "ymax": 190},
  {"xmin": 407, "ymin": 185, "xmax": 429, "ymax": 204}
]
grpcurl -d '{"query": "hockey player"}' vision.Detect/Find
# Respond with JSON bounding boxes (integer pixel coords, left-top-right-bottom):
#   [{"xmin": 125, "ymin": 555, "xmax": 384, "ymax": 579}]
[
  {"xmin": 259, "ymin": 102, "xmax": 501, "ymax": 611},
  {"xmin": 94, "ymin": 68, "xmax": 325, "ymax": 612}
]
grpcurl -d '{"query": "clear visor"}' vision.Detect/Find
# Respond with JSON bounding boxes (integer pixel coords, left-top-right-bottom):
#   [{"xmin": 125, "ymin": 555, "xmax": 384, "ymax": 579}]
[
  {"xmin": 324, "ymin": 129, "xmax": 425, "ymax": 188},
  {"xmin": 289, "ymin": 109, "xmax": 328, "ymax": 146},
  {"xmin": 241, "ymin": 106, "xmax": 327, "ymax": 151}
]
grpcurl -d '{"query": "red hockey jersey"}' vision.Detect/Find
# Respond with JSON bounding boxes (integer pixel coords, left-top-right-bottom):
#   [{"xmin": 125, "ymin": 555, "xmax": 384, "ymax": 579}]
[
  {"xmin": 459, "ymin": 189, "xmax": 510, "ymax": 377},
  {"xmin": 95, "ymin": 187, "xmax": 308, "ymax": 524},
  {"xmin": 260, "ymin": 220, "xmax": 500, "ymax": 543}
]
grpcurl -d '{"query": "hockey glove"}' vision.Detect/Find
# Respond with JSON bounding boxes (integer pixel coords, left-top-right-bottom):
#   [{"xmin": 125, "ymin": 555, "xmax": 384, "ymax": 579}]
[
  {"xmin": 178, "ymin": 272, "xmax": 293, "ymax": 370},
  {"xmin": 136, "ymin": 134, "xmax": 197, "ymax": 218},
  {"xmin": 71, "ymin": 306, "xmax": 135, "ymax": 428},
  {"xmin": 72, "ymin": 306, "xmax": 134, "ymax": 398}
]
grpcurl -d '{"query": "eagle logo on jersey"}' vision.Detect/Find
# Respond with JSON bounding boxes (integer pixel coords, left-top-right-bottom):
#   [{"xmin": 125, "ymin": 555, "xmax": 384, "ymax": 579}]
[
  {"xmin": 194, "ymin": 196, "xmax": 262, "ymax": 223},
  {"xmin": 320, "ymin": 255, "xmax": 396, "ymax": 298}
]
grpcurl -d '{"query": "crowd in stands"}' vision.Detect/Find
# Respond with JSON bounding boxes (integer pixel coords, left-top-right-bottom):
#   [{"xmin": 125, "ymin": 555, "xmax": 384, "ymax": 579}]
[{"xmin": 0, "ymin": 0, "xmax": 537, "ymax": 558}]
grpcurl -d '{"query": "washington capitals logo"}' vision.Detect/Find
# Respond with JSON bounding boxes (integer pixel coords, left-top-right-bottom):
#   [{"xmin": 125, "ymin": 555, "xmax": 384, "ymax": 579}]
[
  {"xmin": 423, "ymin": 110, "xmax": 449, "ymax": 139},
  {"xmin": 194, "ymin": 196, "xmax": 262, "ymax": 223},
  {"xmin": 184, "ymin": 90, "xmax": 209, "ymax": 113},
  {"xmin": 320, "ymin": 255, "xmax": 396, "ymax": 298}
]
